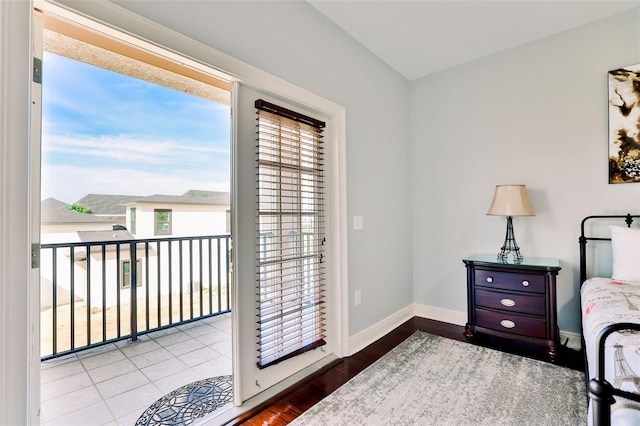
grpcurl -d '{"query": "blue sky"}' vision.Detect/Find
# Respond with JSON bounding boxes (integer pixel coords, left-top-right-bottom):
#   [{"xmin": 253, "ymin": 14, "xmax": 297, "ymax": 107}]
[{"xmin": 41, "ymin": 51, "xmax": 231, "ymax": 204}]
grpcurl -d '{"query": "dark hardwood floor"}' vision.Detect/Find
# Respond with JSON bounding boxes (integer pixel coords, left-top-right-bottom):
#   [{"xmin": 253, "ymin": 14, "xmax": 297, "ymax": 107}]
[{"xmin": 227, "ymin": 317, "xmax": 583, "ymax": 425}]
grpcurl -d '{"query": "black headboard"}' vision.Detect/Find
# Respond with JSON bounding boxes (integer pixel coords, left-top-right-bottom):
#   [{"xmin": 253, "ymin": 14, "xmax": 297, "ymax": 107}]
[{"xmin": 579, "ymin": 214, "xmax": 639, "ymax": 284}]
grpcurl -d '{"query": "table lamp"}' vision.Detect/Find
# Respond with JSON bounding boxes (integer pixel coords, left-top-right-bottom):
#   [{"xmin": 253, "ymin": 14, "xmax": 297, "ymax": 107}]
[{"xmin": 486, "ymin": 184, "xmax": 534, "ymax": 263}]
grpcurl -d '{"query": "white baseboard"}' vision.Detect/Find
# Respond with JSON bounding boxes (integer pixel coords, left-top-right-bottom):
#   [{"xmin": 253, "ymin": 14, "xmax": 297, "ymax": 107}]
[
  {"xmin": 559, "ymin": 330, "xmax": 582, "ymax": 351},
  {"xmin": 348, "ymin": 303, "xmax": 464, "ymax": 355},
  {"xmin": 348, "ymin": 303, "xmax": 583, "ymax": 355},
  {"xmin": 413, "ymin": 304, "xmax": 466, "ymax": 326},
  {"xmin": 348, "ymin": 305, "xmax": 413, "ymax": 355}
]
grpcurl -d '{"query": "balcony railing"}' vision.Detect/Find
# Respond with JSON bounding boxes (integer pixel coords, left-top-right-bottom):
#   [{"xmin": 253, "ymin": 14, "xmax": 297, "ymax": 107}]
[{"xmin": 40, "ymin": 234, "xmax": 231, "ymax": 360}]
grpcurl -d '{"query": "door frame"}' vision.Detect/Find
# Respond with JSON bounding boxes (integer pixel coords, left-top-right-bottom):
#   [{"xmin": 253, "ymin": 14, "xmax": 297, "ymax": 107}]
[
  {"xmin": 1, "ymin": 1, "xmax": 38, "ymax": 424},
  {"xmin": 30, "ymin": 0, "xmax": 349, "ymax": 416},
  {"xmin": 231, "ymin": 83, "xmax": 346, "ymax": 406}
]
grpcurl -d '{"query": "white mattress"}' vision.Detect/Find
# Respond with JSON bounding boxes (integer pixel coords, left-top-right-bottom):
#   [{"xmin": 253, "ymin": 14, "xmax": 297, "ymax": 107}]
[{"xmin": 582, "ymin": 277, "xmax": 640, "ymax": 424}]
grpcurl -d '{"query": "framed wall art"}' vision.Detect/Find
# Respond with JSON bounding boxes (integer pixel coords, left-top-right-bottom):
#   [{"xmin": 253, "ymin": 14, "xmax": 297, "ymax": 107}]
[{"xmin": 608, "ymin": 64, "xmax": 640, "ymax": 183}]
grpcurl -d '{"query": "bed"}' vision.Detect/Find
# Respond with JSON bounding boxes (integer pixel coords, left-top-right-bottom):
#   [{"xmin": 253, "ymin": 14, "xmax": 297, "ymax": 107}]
[{"xmin": 580, "ymin": 214, "xmax": 640, "ymax": 426}]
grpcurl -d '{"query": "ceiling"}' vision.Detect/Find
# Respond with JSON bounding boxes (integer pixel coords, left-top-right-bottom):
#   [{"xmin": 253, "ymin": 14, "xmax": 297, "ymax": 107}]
[{"xmin": 307, "ymin": 0, "xmax": 640, "ymax": 81}]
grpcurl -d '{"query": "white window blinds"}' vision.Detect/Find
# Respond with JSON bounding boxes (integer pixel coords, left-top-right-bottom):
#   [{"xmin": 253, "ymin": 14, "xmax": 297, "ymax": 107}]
[{"xmin": 255, "ymin": 99, "xmax": 326, "ymax": 368}]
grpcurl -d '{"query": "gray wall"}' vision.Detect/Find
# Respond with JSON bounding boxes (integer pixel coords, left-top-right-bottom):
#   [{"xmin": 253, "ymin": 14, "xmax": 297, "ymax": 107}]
[
  {"xmin": 411, "ymin": 9, "xmax": 640, "ymax": 334},
  {"xmin": 81, "ymin": 0, "xmax": 416, "ymax": 336}
]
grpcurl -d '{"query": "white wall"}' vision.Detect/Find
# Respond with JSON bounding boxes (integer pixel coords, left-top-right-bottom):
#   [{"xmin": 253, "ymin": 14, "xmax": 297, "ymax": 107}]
[
  {"xmin": 41, "ymin": 222, "xmax": 114, "ymax": 243},
  {"xmin": 131, "ymin": 204, "xmax": 228, "ymax": 239},
  {"xmin": 89, "ymin": 0, "xmax": 415, "ymax": 335},
  {"xmin": 411, "ymin": 9, "xmax": 640, "ymax": 335}
]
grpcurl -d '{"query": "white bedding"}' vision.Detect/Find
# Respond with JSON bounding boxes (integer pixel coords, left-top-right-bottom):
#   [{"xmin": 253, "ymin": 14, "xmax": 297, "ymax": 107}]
[{"xmin": 582, "ymin": 277, "xmax": 640, "ymax": 423}]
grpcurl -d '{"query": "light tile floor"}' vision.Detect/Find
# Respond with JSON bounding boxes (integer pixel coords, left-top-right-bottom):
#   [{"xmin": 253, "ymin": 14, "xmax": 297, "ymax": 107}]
[{"xmin": 40, "ymin": 313, "xmax": 232, "ymax": 425}]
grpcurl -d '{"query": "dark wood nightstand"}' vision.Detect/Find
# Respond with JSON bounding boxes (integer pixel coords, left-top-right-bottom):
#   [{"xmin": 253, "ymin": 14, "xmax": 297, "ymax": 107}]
[{"xmin": 463, "ymin": 254, "xmax": 561, "ymax": 362}]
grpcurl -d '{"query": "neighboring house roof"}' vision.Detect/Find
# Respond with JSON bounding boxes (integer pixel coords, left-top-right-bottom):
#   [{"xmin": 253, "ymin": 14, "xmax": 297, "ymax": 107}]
[
  {"xmin": 77, "ymin": 230, "xmax": 134, "ymax": 242},
  {"xmin": 43, "ymin": 190, "xmax": 229, "ymax": 225},
  {"xmin": 183, "ymin": 190, "xmax": 230, "ymax": 204},
  {"xmin": 73, "ymin": 230, "xmax": 137, "ymax": 259},
  {"xmin": 75, "ymin": 194, "xmax": 143, "ymax": 215},
  {"xmin": 41, "ymin": 198, "xmax": 116, "ymax": 224},
  {"xmin": 129, "ymin": 190, "xmax": 230, "ymax": 206}
]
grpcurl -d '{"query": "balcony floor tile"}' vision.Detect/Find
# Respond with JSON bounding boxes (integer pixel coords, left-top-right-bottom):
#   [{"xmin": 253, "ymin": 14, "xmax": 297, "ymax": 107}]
[
  {"xmin": 119, "ymin": 338, "xmax": 162, "ymax": 358},
  {"xmin": 41, "ymin": 370, "xmax": 93, "ymax": 402},
  {"xmin": 153, "ymin": 329, "xmax": 192, "ymax": 347},
  {"xmin": 105, "ymin": 383, "xmax": 163, "ymax": 419},
  {"xmin": 96, "ymin": 370, "xmax": 150, "ymax": 400},
  {"xmin": 80, "ymin": 346, "xmax": 126, "ymax": 370},
  {"xmin": 129, "ymin": 347, "xmax": 173, "ymax": 369},
  {"xmin": 40, "ymin": 359, "xmax": 84, "ymax": 384},
  {"xmin": 178, "ymin": 346, "xmax": 220, "ymax": 368},
  {"xmin": 46, "ymin": 401, "xmax": 113, "ymax": 426},
  {"xmin": 41, "ymin": 385, "xmax": 103, "ymax": 422},
  {"xmin": 195, "ymin": 330, "xmax": 228, "ymax": 346},
  {"xmin": 87, "ymin": 358, "xmax": 138, "ymax": 383},
  {"xmin": 152, "ymin": 368, "xmax": 204, "ymax": 395},
  {"xmin": 41, "ymin": 313, "xmax": 232, "ymax": 426},
  {"xmin": 140, "ymin": 357, "xmax": 189, "ymax": 382},
  {"xmin": 183, "ymin": 323, "xmax": 219, "ymax": 338},
  {"xmin": 164, "ymin": 335, "xmax": 206, "ymax": 356}
]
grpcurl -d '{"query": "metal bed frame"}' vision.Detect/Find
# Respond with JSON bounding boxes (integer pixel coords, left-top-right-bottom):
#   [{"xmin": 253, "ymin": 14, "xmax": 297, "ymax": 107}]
[{"xmin": 579, "ymin": 214, "xmax": 640, "ymax": 426}]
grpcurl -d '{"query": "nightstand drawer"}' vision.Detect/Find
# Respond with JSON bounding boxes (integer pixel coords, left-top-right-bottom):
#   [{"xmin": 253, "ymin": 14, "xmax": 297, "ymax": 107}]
[
  {"xmin": 475, "ymin": 288, "xmax": 545, "ymax": 316},
  {"xmin": 475, "ymin": 309, "xmax": 546, "ymax": 338},
  {"xmin": 474, "ymin": 269, "xmax": 545, "ymax": 294}
]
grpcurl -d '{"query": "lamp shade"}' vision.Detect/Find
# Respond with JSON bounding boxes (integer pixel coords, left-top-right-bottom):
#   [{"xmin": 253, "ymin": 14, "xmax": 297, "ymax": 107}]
[{"xmin": 486, "ymin": 185, "xmax": 534, "ymax": 217}]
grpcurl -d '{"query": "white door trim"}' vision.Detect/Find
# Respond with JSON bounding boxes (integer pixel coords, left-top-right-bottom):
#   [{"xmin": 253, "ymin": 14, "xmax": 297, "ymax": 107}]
[{"xmin": 0, "ymin": 1, "xmax": 37, "ymax": 424}]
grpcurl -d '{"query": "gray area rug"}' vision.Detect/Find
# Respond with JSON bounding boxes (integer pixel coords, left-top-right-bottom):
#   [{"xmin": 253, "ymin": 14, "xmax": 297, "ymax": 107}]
[{"xmin": 291, "ymin": 332, "xmax": 586, "ymax": 425}]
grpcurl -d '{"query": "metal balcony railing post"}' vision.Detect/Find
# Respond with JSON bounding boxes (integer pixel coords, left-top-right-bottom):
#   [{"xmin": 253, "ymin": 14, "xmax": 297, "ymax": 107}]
[
  {"xmin": 70, "ymin": 247, "xmax": 75, "ymax": 351},
  {"xmin": 225, "ymin": 236, "xmax": 230, "ymax": 310},
  {"xmin": 130, "ymin": 241, "xmax": 138, "ymax": 342},
  {"xmin": 52, "ymin": 247, "xmax": 58, "ymax": 356}
]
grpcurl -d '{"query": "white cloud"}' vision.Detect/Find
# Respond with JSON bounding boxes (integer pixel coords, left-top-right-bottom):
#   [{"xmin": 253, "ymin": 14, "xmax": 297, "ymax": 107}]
[
  {"xmin": 42, "ymin": 164, "xmax": 230, "ymax": 204},
  {"xmin": 43, "ymin": 133, "xmax": 229, "ymax": 165}
]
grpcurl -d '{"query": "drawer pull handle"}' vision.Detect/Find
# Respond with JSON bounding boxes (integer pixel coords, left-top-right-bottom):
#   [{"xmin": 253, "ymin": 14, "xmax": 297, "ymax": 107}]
[
  {"xmin": 522, "ymin": 280, "xmax": 530, "ymax": 287},
  {"xmin": 500, "ymin": 320, "xmax": 516, "ymax": 329},
  {"xmin": 500, "ymin": 298, "xmax": 516, "ymax": 307},
  {"xmin": 486, "ymin": 277, "xmax": 493, "ymax": 283}
]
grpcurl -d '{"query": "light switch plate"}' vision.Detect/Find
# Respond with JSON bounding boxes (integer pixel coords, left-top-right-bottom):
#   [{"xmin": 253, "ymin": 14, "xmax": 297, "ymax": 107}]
[{"xmin": 353, "ymin": 215, "xmax": 363, "ymax": 230}]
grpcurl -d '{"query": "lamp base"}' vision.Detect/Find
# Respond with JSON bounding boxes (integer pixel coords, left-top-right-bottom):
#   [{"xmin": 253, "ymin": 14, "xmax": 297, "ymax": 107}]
[{"xmin": 497, "ymin": 216, "xmax": 524, "ymax": 264}]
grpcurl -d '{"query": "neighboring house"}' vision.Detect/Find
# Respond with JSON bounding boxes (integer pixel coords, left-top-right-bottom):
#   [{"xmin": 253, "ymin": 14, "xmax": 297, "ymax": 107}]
[
  {"xmin": 40, "ymin": 191, "xmax": 230, "ymax": 310},
  {"xmin": 41, "ymin": 197, "xmax": 119, "ymax": 243},
  {"xmin": 125, "ymin": 189, "xmax": 230, "ymax": 238},
  {"xmin": 41, "ymin": 190, "xmax": 230, "ymax": 242},
  {"xmin": 40, "ymin": 198, "xmax": 118, "ymax": 309}
]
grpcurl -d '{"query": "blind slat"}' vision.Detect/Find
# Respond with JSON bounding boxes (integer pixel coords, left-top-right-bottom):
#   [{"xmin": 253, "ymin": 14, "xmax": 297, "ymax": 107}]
[
  {"xmin": 257, "ymin": 286, "xmax": 326, "ymax": 308},
  {"xmin": 258, "ymin": 311, "xmax": 326, "ymax": 343},
  {"xmin": 258, "ymin": 313, "xmax": 326, "ymax": 337},
  {"xmin": 259, "ymin": 327, "xmax": 327, "ymax": 352},
  {"xmin": 258, "ymin": 301, "xmax": 326, "ymax": 329},
  {"xmin": 258, "ymin": 339, "xmax": 327, "ymax": 368}
]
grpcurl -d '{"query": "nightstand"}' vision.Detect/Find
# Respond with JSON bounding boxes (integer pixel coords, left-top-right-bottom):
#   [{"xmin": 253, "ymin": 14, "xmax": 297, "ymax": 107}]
[{"xmin": 463, "ymin": 254, "xmax": 561, "ymax": 362}]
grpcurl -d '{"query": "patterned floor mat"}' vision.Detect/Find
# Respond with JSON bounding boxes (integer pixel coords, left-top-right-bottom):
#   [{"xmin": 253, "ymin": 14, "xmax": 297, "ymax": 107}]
[{"xmin": 136, "ymin": 375, "xmax": 233, "ymax": 425}]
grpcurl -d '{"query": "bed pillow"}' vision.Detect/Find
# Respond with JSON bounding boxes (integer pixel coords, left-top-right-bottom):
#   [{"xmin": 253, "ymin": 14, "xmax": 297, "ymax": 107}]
[{"xmin": 610, "ymin": 225, "xmax": 640, "ymax": 281}]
